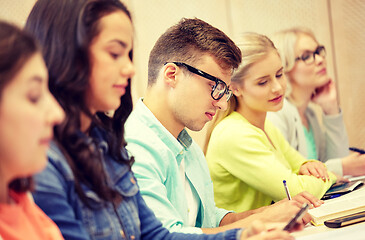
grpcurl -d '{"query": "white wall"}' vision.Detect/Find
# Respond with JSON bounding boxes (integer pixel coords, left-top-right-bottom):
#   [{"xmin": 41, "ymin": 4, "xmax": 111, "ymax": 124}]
[{"xmin": 1, "ymin": 0, "xmax": 364, "ymax": 150}]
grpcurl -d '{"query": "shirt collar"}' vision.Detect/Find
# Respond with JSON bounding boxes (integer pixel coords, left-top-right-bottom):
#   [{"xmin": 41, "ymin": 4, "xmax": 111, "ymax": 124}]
[{"xmin": 177, "ymin": 128, "xmax": 192, "ymax": 150}]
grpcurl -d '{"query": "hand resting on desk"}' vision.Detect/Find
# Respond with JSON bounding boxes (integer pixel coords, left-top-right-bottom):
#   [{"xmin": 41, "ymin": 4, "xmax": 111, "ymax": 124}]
[{"xmin": 299, "ymin": 161, "xmax": 330, "ymax": 181}]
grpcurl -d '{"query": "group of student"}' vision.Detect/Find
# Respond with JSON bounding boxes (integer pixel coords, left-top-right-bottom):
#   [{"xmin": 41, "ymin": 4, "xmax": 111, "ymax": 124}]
[{"xmin": 1, "ymin": 0, "xmax": 364, "ymax": 239}]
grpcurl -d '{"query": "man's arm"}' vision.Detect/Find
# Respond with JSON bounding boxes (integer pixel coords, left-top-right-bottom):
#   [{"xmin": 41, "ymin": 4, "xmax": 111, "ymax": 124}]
[{"xmin": 218, "ymin": 191, "xmax": 323, "ymax": 229}]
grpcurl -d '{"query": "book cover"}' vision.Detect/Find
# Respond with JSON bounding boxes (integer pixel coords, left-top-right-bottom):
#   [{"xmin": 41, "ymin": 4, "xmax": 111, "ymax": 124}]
[{"xmin": 322, "ymin": 181, "xmax": 363, "ymax": 199}]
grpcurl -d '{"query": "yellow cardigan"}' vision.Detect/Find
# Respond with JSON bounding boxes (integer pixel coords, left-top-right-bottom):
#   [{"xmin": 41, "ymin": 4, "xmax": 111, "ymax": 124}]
[{"xmin": 206, "ymin": 111, "xmax": 337, "ymax": 212}]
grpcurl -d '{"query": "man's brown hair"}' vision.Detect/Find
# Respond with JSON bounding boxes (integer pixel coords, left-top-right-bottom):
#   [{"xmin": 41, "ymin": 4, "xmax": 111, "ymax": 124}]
[{"xmin": 148, "ymin": 18, "xmax": 242, "ymax": 85}]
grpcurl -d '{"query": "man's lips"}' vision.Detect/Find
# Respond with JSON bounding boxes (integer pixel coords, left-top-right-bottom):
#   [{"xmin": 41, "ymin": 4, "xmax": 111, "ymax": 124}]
[{"xmin": 205, "ymin": 112, "xmax": 215, "ymax": 120}]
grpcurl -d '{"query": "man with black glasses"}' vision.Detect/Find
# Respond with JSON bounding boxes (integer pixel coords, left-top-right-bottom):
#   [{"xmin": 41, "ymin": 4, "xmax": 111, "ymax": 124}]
[{"xmin": 125, "ymin": 18, "xmax": 319, "ymax": 235}]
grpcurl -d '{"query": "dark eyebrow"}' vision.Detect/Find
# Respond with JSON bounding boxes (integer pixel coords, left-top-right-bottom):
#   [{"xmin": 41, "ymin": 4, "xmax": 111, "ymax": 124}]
[
  {"xmin": 29, "ymin": 76, "xmax": 43, "ymax": 83},
  {"xmin": 108, "ymin": 39, "xmax": 127, "ymax": 48}
]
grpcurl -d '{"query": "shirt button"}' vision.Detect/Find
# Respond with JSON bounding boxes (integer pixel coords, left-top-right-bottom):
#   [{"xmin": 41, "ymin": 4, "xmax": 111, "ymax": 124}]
[
  {"xmin": 130, "ymin": 177, "xmax": 136, "ymax": 184},
  {"xmin": 120, "ymin": 230, "xmax": 125, "ymax": 238}
]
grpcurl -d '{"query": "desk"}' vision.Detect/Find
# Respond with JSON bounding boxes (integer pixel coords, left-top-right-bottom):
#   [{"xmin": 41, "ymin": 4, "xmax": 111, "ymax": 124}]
[
  {"xmin": 292, "ymin": 178, "xmax": 365, "ymax": 239},
  {"xmin": 292, "ymin": 221, "xmax": 365, "ymax": 240}
]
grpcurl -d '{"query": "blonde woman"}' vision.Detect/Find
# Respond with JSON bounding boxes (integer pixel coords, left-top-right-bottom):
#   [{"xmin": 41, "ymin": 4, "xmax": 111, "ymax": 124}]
[
  {"xmin": 205, "ymin": 32, "xmax": 336, "ymax": 213},
  {"xmin": 266, "ymin": 27, "xmax": 365, "ymax": 177}
]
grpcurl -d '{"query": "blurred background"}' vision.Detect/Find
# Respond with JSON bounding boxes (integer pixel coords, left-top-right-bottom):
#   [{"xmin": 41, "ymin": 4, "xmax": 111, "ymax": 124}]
[{"xmin": 1, "ymin": 0, "xmax": 364, "ymax": 151}]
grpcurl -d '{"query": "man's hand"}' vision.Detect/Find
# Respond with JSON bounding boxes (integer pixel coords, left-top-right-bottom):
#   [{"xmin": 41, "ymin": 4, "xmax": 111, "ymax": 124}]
[{"xmin": 241, "ymin": 220, "xmax": 294, "ymax": 240}]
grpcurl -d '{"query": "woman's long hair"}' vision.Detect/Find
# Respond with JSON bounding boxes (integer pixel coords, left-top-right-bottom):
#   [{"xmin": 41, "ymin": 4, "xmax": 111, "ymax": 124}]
[
  {"xmin": 25, "ymin": 0, "xmax": 134, "ymax": 207},
  {"xmin": 204, "ymin": 32, "xmax": 277, "ymax": 154},
  {"xmin": 0, "ymin": 21, "xmax": 40, "ymax": 193}
]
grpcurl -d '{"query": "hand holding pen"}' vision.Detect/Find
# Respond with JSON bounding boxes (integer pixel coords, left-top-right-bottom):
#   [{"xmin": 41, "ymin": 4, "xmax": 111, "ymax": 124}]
[{"xmin": 283, "ymin": 180, "xmax": 323, "ymax": 208}]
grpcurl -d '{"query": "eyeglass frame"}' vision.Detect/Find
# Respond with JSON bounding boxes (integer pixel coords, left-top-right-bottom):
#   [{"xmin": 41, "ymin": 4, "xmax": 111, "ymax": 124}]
[
  {"xmin": 164, "ymin": 62, "xmax": 233, "ymax": 102},
  {"xmin": 295, "ymin": 45, "xmax": 326, "ymax": 65}
]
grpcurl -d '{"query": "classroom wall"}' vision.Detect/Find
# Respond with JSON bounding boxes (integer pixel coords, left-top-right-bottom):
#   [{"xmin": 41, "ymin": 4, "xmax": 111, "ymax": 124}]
[
  {"xmin": 330, "ymin": 0, "xmax": 365, "ymax": 150},
  {"xmin": 1, "ymin": 0, "xmax": 364, "ymax": 150}
]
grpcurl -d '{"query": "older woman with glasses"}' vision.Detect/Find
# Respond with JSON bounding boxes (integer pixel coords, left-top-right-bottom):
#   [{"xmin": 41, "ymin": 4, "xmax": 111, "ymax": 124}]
[{"xmin": 267, "ymin": 27, "xmax": 365, "ymax": 177}]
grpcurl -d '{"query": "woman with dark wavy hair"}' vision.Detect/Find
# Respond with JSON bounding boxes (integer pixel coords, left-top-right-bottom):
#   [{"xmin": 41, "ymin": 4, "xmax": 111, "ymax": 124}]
[
  {"xmin": 24, "ymin": 0, "xmax": 293, "ymax": 239},
  {"xmin": 0, "ymin": 20, "xmax": 64, "ymax": 240}
]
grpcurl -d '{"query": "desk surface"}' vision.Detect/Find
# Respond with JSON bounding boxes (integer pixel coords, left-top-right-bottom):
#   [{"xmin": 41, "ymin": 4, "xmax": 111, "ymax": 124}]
[
  {"xmin": 293, "ymin": 178, "xmax": 365, "ymax": 240},
  {"xmin": 292, "ymin": 221, "xmax": 365, "ymax": 240}
]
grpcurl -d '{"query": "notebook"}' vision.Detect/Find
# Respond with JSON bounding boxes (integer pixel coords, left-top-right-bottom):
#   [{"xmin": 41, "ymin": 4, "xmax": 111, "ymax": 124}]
[
  {"xmin": 322, "ymin": 181, "xmax": 364, "ymax": 200},
  {"xmin": 309, "ymin": 185, "xmax": 365, "ymax": 226}
]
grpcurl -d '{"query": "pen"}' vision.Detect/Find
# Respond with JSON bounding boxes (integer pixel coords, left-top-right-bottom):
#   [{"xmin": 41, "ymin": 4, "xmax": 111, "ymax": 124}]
[
  {"xmin": 283, "ymin": 180, "xmax": 292, "ymax": 200},
  {"xmin": 349, "ymin": 147, "xmax": 365, "ymax": 154},
  {"xmin": 321, "ymin": 193, "xmax": 342, "ymax": 200}
]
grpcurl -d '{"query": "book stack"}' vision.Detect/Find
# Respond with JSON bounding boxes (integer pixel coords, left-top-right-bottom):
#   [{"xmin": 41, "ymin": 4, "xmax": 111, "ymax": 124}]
[{"xmin": 309, "ymin": 185, "xmax": 365, "ymax": 226}]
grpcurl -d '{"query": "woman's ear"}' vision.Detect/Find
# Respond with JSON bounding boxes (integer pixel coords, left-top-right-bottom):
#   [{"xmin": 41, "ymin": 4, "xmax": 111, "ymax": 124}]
[
  {"xmin": 163, "ymin": 63, "xmax": 178, "ymax": 88},
  {"xmin": 231, "ymin": 83, "xmax": 243, "ymax": 97}
]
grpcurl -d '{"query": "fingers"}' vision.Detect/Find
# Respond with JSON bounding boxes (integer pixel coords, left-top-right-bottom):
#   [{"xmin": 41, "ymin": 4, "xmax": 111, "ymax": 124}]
[
  {"xmin": 250, "ymin": 230, "xmax": 294, "ymax": 240},
  {"xmin": 309, "ymin": 162, "xmax": 329, "ymax": 181},
  {"xmin": 264, "ymin": 222, "xmax": 286, "ymax": 231},
  {"xmin": 263, "ymin": 230, "xmax": 294, "ymax": 240},
  {"xmin": 301, "ymin": 213, "xmax": 313, "ymax": 225},
  {"xmin": 311, "ymin": 79, "xmax": 339, "ymax": 114},
  {"xmin": 292, "ymin": 191, "xmax": 323, "ymax": 208},
  {"xmin": 290, "ymin": 222, "xmax": 304, "ymax": 232},
  {"xmin": 314, "ymin": 79, "xmax": 333, "ymax": 96},
  {"xmin": 300, "ymin": 167, "xmax": 310, "ymax": 176},
  {"xmin": 300, "ymin": 162, "xmax": 330, "ymax": 181},
  {"xmin": 246, "ymin": 220, "xmax": 266, "ymax": 237},
  {"xmin": 242, "ymin": 225, "xmax": 295, "ymax": 240},
  {"xmin": 307, "ymin": 166, "xmax": 321, "ymax": 179}
]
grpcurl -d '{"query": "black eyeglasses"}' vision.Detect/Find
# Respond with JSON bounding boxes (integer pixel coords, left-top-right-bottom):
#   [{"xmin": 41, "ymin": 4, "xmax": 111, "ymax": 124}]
[
  {"xmin": 165, "ymin": 62, "xmax": 232, "ymax": 102},
  {"xmin": 295, "ymin": 45, "xmax": 326, "ymax": 65}
]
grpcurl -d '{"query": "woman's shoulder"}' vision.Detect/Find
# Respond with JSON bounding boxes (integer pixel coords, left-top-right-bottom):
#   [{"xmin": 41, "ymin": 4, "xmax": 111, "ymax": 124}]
[
  {"xmin": 216, "ymin": 111, "xmax": 248, "ymax": 127},
  {"xmin": 212, "ymin": 112, "xmax": 260, "ymax": 140},
  {"xmin": 48, "ymin": 141, "xmax": 66, "ymax": 161},
  {"xmin": 44, "ymin": 141, "xmax": 74, "ymax": 181}
]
